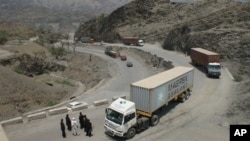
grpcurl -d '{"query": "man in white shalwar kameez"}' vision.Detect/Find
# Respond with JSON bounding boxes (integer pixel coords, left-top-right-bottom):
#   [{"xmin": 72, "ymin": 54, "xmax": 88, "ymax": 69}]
[{"xmin": 71, "ymin": 117, "xmax": 79, "ymax": 136}]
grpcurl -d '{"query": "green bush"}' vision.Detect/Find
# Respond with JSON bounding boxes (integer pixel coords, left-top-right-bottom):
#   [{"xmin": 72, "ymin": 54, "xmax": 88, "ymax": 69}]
[
  {"xmin": 55, "ymin": 79, "xmax": 74, "ymax": 86},
  {"xmin": 0, "ymin": 30, "xmax": 8, "ymax": 45},
  {"xmin": 234, "ymin": 74, "xmax": 243, "ymax": 82},
  {"xmin": 47, "ymin": 100, "xmax": 59, "ymax": 106},
  {"xmin": 48, "ymin": 46, "xmax": 66, "ymax": 59}
]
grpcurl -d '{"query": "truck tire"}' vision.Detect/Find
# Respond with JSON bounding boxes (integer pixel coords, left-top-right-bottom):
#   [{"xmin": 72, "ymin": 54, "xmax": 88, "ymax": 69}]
[
  {"xmin": 185, "ymin": 92, "xmax": 191, "ymax": 100},
  {"xmin": 150, "ymin": 115, "xmax": 159, "ymax": 126},
  {"xmin": 126, "ymin": 127, "xmax": 136, "ymax": 139}
]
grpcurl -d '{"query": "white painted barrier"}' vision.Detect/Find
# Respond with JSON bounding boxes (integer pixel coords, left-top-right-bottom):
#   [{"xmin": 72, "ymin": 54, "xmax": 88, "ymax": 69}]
[
  {"xmin": 112, "ymin": 95, "xmax": 127, "ymax": 101},
  {"xmin": 0, "ymin": 124, "xmax": 9, "ymax": 141},
  {"xmin": 93, "ymin": 99, "xmax": 109, "ymax": 106},
  {"xmin": 0, "ymin": 117, "xmax": 23, "ymax": 126},
  {"xmin": 48, "ymin": 107, "xmax": 68, "ymax": 116},
  {"xmin": 27, "ymin": 112, "xmax": 46, "ymax": 121},
  {"xmin": 72, "ymin": 102, "xmax": 88, "ymax": 111}
]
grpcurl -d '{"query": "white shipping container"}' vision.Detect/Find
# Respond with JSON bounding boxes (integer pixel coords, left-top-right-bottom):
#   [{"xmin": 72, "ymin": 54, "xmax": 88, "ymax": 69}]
[{"xmin": 130, "ymin": 66, "xmax": 194, "ymax": 114}]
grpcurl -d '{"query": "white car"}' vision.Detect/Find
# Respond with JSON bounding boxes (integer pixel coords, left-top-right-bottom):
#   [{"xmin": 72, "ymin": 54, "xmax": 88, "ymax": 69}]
[{"xmin": 66, "ymin": 101, "xmax": 84, "ymax": 111}]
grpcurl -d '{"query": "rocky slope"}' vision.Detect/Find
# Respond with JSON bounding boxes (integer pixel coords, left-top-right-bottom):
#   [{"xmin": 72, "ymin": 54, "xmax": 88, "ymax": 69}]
[{"xmin": 75, "ymin": 0, "xmax": 250, "ymax": 80}]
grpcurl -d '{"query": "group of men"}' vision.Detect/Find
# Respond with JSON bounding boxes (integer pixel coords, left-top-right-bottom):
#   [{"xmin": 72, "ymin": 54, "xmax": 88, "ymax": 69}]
[{"xmin": 60, "ymin": 112, "xmax": 93, "ymax": 138}]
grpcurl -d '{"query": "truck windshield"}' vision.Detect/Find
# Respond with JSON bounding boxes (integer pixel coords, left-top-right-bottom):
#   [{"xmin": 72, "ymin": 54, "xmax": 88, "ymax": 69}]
[
  {"xmin": 106, "ymin": 108, "xmax": 123, "ymax": 125},
  {"xmin": 208, "ymin": 65, "xmax": 221, "ymax": 70}
]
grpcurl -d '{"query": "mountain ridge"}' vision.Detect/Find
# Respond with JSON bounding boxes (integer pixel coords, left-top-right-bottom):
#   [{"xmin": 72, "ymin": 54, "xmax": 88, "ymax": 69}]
[
  {"xmin": 0, "ymin": 0, "xmax": 133, "ymax": 32},
  {"xmin": 75, "ymin": 0, "xmax": 250, "ymax": 80}
]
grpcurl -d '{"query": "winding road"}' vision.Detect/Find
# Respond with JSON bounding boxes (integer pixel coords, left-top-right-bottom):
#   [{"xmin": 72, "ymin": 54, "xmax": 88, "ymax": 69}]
[{"xmin": 4, "ymin": 43, "xmax": 234, "ymax": 141}]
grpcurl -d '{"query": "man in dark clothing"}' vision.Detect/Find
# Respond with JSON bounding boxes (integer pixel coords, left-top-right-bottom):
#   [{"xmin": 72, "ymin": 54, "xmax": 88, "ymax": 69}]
[
  {"xmin": 79, "ymin": 112, "xmax": 84, "ymax": 129},
  {"xmin": 85, "ymin": 119, "xmax": 92, "ymax": 137},
  {"xmin": 60, "ymin": 119, "xmax": 66, "ymax": 138},
  {"xmin": 65, "ymin": 114, "xmax": 72, "ymax": 131},
  {"xmin": 82, "ymin": 115, "xmax": 87, "ymax": 132}
]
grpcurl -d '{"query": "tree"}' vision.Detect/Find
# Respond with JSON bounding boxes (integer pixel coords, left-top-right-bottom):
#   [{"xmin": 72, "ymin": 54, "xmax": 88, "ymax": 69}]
[{"xmin": 0, "ymin": 30, "xmax": 8, "ymax": 45}]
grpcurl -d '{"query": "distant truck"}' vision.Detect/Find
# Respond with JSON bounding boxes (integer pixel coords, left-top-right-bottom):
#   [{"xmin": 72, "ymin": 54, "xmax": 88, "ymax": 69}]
[
  {"xmin": 104, "ymin": 66, "xmax": 194, "ymax": 139},
  {"xmin": 104, "ymin": 46, "xmax": 120, "ymax": 58},
  {"xmin": 190, "ymin": 48, "xmax": 221, "ymax": 78},
  {"xmin": 80, "ymin": 37, "xmax": 95, "ymax": 43},
  {"xmin": 122, "ymin": 37, "xmax": 144, "ymax": 46}
]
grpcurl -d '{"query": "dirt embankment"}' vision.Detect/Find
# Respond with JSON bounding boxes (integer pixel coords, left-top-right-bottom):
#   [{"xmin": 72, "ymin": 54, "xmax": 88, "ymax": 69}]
[
  {"xmin": 0, "ymin": 42, "xmax": 111, "ymax": 121},
  {"xmin": 0, "ymin": 41, "xmax": 173, "ymax": 121}
]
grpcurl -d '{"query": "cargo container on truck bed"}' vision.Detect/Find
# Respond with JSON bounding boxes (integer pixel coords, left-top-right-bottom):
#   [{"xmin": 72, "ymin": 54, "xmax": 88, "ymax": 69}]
[
  {"xmin": 104, "ymin": 66, "xmax": 194, "ymax": 139},
  {"xmin": 122, "ymin": 37, "xmax": 144, "ymax": 46},
  {"xmin": 190, "ymin": 48, "xmax": 221, "ymax": 78}
]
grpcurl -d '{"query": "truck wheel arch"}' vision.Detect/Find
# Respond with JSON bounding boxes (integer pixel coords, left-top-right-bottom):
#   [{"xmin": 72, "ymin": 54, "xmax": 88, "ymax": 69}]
[
  {"xmin": 150, "ymin": 114, "xmax": 159, "ymax": 126},
  {"xmin": 126, "ymin": 127, "xmax": 136, "ymax": 139}
]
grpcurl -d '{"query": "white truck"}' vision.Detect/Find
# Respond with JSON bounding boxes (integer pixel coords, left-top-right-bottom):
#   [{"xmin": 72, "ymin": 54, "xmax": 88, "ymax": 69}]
[{"xmin": 104, "ymin": 66, "xmax": 194, "ymax": 139}]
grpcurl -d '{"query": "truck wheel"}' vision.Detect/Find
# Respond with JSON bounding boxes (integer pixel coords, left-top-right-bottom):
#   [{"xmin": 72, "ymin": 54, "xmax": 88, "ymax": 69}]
[
  {"xmin": 185, "ymin": 92, "xmax": 191, "ymax": 100},
  {"xmin": 126, "ymin": 128, "xmax": 136, "ymax": 139},
  {"xmin": 150, "ymin": 115, "xmax": 159, "ymax": 126}
]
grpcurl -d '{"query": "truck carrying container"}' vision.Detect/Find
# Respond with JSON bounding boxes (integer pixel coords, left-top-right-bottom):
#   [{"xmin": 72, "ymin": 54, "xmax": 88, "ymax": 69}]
[
  {"xmin": 104, "ymin": 66, "xmax": 194, "ymax": 139},
  {"xmin": 122, "ymin": 37, "xmax": 144, "ymax": 46},
  {"xmin": 130, "ymin": 66, "xmax": 194, "ymax": 114},
  {"xmin": 190, "ymin": 48, "xmax": 221, "ymax": 78}
]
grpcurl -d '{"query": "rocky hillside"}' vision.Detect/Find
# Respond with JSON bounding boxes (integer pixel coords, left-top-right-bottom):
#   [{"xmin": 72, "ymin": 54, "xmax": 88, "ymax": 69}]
[
  {"xmin": 0, "ymin": 0, "xmax": 132, "ymax": 32},
  {"xmin": 0, "ymin": 22, "xmax": 37, "ymax": 40},
  {"xmin": 75, "ymin": 0, "xmax": 250, "ymax": 80}
]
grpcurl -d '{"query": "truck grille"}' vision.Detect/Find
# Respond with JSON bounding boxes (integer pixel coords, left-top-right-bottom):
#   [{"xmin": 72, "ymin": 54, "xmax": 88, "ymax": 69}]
[{"xmin": 106, "ymin": 121, "xmax": 116, "ymax": 130}]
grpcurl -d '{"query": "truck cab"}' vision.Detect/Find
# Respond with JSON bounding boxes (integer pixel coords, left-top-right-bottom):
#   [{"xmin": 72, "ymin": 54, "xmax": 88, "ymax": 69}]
[
  {"xmin": 207, "ymin": 62, "xmax": 221, "ymax": 78},
  {"xmin": 104, "ymin": 98, "xmax": 137, "ymax": 138},
  {"xmin": 138, "ymin": 39, "xmax": 144, "ymax": 46}
]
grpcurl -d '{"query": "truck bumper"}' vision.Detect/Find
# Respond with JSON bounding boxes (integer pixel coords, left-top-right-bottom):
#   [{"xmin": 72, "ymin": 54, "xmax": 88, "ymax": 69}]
[
  {"xmin": 104, "ymin": 125, "xmax": 124, "ymax": 137},
  {"xmin": 208, "ymin": 72, "xmax": 221, "ymax": 77}
]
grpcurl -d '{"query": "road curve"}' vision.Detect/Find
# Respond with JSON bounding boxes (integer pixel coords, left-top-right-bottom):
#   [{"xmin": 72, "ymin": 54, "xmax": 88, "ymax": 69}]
[{"xmin": 4, "ymin": 43, "xmax": 234, "ymax": 141}]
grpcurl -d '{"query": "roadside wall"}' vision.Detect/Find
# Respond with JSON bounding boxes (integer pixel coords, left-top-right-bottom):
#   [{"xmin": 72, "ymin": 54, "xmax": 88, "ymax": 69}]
[{"xmin": 0, "ymin": 124, "xmax": 9, "ymax": 141}]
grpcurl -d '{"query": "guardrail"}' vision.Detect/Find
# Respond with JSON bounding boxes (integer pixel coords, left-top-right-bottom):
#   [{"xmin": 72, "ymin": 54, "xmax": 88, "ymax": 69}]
[{"xmin": 0, "ymin": 95, "xmax": 127, "ymax": 141}]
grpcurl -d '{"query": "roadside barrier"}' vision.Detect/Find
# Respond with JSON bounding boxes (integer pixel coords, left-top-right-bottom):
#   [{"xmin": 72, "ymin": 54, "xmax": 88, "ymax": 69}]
[
  {"xmin": 27, "ymin": 112, "xmax": 46, "ymax": 121},
  {"xmin": 0, "ymin": 117, "xmax": 23, "ymax": 126},
  {"xmin": 0, "ymin": 124, "xmax": 9, "ymax": 141},
  {"xmin": 93, "ymin": 99, "xmax": 109, "ymax": 106},
  {"xmin": 72, "ymin": 102, "xmax": 88, "ymax": 111},
  {"xmin": 112, "ymin": 95, "xmax": 127, "ymax": 101},
  {"xmin": 48, "ymin": 107, "xmax": 68, "ymax": 116}
]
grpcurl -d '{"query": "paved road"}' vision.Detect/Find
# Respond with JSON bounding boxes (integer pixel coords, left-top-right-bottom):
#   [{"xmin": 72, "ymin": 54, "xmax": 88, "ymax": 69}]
[{"xmin": 4, "ymin": 43, "xmax": 233, "ymax": 141}]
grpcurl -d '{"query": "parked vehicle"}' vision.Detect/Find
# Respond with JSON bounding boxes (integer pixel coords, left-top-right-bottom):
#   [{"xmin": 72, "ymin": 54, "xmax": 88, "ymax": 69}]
[
  {"xmin": 66, "ymin": 101, "xmax": 84, "ymax": 111},
  {"xmin": 104, "ymin": 46, "xmax": 120, "ymax": 58},
  {"xmin": 190, "ymin": 47, "xmax": 221, "ymax": 78},
  {"xmin": 122, "ymin": 37, "xmax": 144, "ymax": 46},
  {"xmin": 80, "ymin": 37, "xmax": 95, "ymax": 43},
  {"xmin": 120, "ymin": 55, "xmax": 127, "ymax": 61},
  {"xmin": 104, "ymin": 66, "xmax": 194, "ymax": 139},
  {"xmin": 126, "ymin": 61, "xmax": 133, "ymax": 67}
]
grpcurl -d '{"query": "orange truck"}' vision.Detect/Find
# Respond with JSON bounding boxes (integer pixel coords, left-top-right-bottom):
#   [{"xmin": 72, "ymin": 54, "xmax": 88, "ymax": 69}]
[
  {"xmin": 190, "ymin": 48, "xmax": 221, "ymax": 78},
  {"xmin": 122, "ymin": 37, "xmax": 144, "ymax": 46}
]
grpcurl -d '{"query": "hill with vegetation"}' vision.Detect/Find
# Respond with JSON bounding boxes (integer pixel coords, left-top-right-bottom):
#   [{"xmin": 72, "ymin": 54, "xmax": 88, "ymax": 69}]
[{"xmin": 75, "ymin": 0, "xmax": 250, "ymax": 81}]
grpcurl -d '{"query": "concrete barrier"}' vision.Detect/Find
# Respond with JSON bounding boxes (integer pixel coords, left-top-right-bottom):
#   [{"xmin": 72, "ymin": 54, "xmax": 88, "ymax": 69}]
[
  {"xmin": 112, "ymin": 95, "xmax": 127, "ymax": 101},
  {"xmin": 0, "ymin": 117, "xmax": 23, "ymax": 126},
  {"xmin": 27, "ymin": 112, "xmax": 46, "ymax": 121},
  {"xmin": 72, "ymin": 102, "xmax": 88, "ymax": 111},
  {"xmin": 48, "ymin": 107, "xmax": 68, "ymax": 116},
  {"xmin": 0, "ymin": 124, "xmax": 9, "ymax": 141},
  {"xmin": 93, "ymin": 99, "xmax": 109, "ymax": 106}
]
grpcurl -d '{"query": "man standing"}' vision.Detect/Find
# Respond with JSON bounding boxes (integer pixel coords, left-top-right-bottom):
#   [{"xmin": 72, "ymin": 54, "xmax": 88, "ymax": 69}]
[
  {"xmin": 85, "ymin": 119, "xmax": 93, "ymax": 137},
  {"xmin": 60, "ymin": 119, "xmax": 66, "ymax": 138},
  {"xmin": 65, "ymin": 114, "xmax": 72, "ymax": 131},
  {"xmin": 79, "ymin": 112, "xmax": 84, "ymax": 129},
  {"xmin": 71, "ymin": 117, "xmax": 79, "ymax": 136}
]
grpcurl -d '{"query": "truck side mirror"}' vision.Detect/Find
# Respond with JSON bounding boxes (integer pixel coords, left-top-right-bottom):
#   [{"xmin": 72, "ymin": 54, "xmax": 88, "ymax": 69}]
[{"xmin": 105, "ymin": 108, "xmax": 108, "ymax": 114}]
